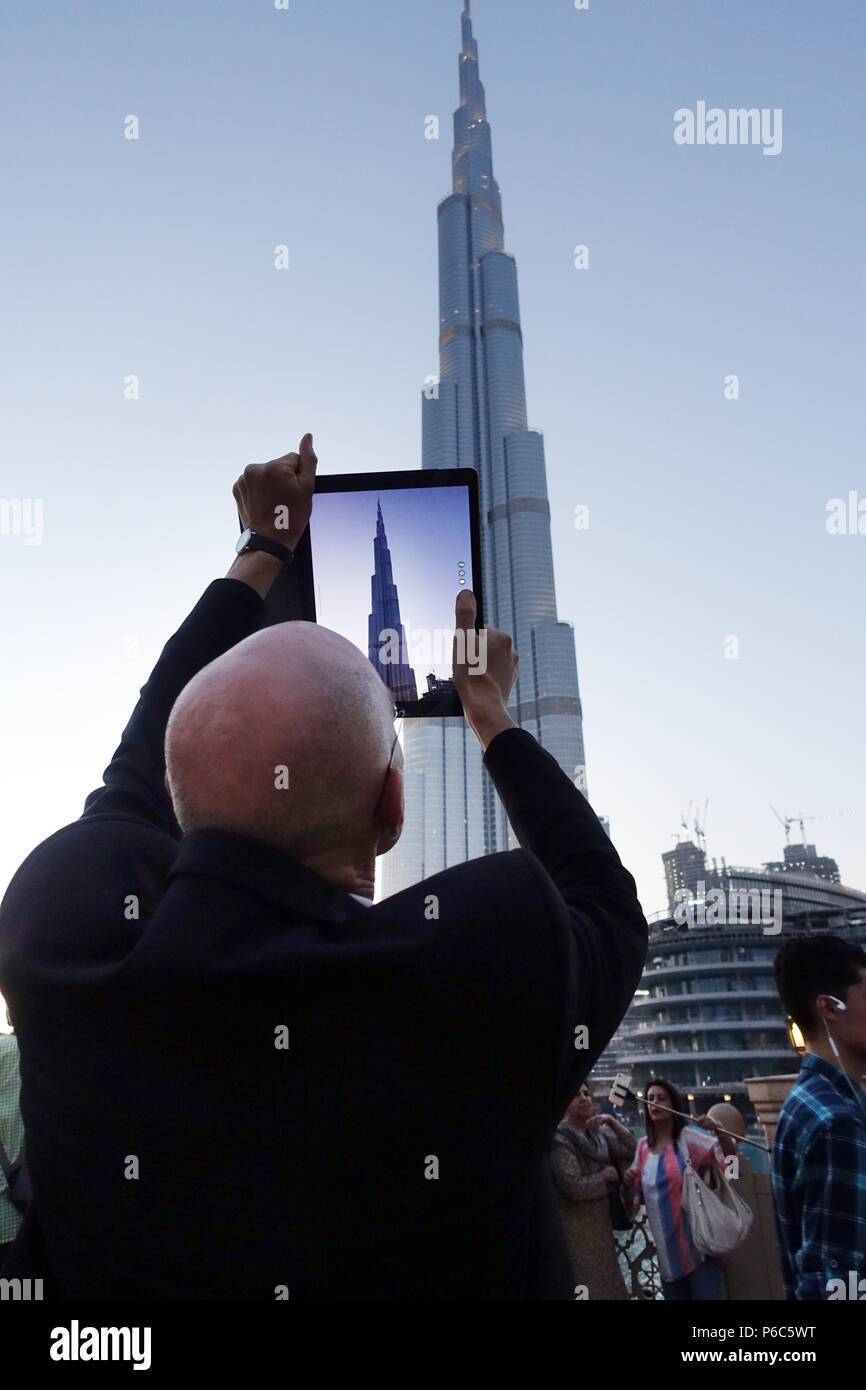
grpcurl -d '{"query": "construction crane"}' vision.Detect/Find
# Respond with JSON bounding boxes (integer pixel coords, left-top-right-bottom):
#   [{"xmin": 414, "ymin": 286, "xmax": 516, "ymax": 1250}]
[
  {"xmin": 693, "ymin": 799, "xmax": 709, "ymax": 855},
  {"xmin": 770, "ymin": 806, "xmax": 854, "ymax": 847},
  {"xmin": 676, "ymin": 800, "xmax": 692, "ymax": 844}
]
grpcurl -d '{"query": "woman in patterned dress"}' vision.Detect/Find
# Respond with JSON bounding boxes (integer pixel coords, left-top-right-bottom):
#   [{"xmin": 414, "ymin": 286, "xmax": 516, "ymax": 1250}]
[
  {"xmin": 622, "ymin": 1078, "xmax": 728, "ymax": 1300},
  {"xmin": 550, "ymin": 1081, "xmax": 636, "ymax": 1300}
]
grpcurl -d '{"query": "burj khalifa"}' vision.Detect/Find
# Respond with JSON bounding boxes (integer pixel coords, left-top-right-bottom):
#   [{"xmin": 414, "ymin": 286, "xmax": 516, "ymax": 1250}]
[
  {"xmin": 380, "ymin": 2, "xmax": 586, "ymax": 894},
  {"xmin": 368, "ymin": 499, "xmax": 418, "ymax": 708}
]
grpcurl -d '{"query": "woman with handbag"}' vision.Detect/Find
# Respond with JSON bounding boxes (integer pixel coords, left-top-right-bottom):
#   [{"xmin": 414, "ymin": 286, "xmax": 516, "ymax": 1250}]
[
  {"xmin": 550, "ymin": 1081, "xmax": 636, "ymax": 1299},
  {"xmin": 622, "ymin": 1078, "xmax": 735, "ymax": 1300}
]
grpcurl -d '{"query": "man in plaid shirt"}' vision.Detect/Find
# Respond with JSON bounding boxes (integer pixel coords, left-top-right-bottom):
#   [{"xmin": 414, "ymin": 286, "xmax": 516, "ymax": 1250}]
[
  {"xmin": 0, "ymin": 1014, "xmax": 25, "ymax": 1264},
  {"xmin": 772, "ymin": 935, "xmax": 866, "ymax": 1300}
]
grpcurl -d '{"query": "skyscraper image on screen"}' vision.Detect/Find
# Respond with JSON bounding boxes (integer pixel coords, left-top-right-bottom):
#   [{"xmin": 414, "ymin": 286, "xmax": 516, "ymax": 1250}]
[
  {"xmin": 379, "ymin": 2, "xmax": 587, "ymax": 894},
  {"xmin": 368, "ymin": 498, "xmax": 419, "ymax": 707}
]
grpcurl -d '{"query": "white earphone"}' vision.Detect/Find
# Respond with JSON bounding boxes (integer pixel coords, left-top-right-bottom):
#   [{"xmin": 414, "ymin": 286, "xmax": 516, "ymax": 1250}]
[
  {"xmin": 823, "ymin": 996, "xmax": 846, "ymax": 1062},
  {"xmin": 821, "ymin": 995, "xmax": 866, "ymax": 1119}
]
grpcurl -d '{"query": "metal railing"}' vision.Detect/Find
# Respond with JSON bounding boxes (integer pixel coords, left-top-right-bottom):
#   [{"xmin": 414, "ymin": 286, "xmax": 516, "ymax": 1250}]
[{"xmin": 615, "ymin": 1206, "xmax": 663, "ymax": 1300}]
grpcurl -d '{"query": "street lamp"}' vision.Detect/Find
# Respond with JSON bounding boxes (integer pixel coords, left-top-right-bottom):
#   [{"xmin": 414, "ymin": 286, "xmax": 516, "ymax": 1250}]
[{"xmin": 786, "ymin": 1016, "xmax": 806, "ymax": 1056}]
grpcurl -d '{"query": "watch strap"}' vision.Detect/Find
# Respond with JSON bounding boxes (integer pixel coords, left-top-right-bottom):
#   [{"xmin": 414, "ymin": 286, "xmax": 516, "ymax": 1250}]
[{"xmin": 241, "ymin": 531, "xmax": 294, "ymax": 567}]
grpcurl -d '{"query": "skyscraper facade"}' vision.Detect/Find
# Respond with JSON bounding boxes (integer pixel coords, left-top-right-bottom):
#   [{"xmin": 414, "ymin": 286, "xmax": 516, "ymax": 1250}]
[
  {"xmin": 663, "ymin": 841, "xmax": 710, "ymax": 912},
  {"xmin": 380, "ymin": 3, "xmax": 586, "ymax": 893},
  {"xmin": 367, "ymin": 499, "xmax": 418, "ymax": 707}
]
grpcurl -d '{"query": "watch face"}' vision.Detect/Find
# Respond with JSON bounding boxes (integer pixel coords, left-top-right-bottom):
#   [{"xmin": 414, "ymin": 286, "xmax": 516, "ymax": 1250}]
[{"xmin": 236, "ymin": 528, "xmax": 253, "ymax": 554}]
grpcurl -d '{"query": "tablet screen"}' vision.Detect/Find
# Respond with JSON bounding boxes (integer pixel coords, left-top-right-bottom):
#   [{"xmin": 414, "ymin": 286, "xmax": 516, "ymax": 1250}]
[{"xmin": 307, "ymin": 473, "xmax": 481, "ymax": 718}]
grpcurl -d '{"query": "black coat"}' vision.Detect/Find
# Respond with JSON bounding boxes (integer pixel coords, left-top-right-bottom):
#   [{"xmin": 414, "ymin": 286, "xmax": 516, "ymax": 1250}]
[{"xmin": 0, "ymin": 578, "xmax": 647, "ymax": 1298}]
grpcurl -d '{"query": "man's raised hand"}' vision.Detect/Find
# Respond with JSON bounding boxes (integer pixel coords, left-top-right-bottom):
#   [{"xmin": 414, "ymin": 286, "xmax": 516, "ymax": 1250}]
[
  {"xmin": 452, "ymin": 590, "xmax": 518, "ymax": 751},
  {"xmin": 233, "ymin": 433, "xmax": 318, "ymax": 551}
]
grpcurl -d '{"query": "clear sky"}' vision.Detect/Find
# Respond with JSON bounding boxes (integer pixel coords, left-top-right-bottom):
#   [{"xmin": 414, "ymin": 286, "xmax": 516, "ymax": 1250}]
[{"xmin": 1, "ymin": 0, "xmax": 863, "ymax": 920}]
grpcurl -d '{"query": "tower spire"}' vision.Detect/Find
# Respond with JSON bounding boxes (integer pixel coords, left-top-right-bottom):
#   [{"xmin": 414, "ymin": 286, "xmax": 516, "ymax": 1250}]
[
  {"xmin": 453, "ymin": 1, "xmax": 496, "ymax": 199},
  {"xmin": 368, "ymin": 499, "xmax": 417, "ymax": 706},
  {"xmin": 458, "ymin": 0, "xmax": 488, "ymax": 145}
]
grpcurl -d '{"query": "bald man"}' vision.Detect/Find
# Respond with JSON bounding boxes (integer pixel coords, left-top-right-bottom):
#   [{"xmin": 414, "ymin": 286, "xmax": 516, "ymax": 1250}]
[{"xmin": 0, "ymin": 437, "xmax": 647, "ymax": 1299}]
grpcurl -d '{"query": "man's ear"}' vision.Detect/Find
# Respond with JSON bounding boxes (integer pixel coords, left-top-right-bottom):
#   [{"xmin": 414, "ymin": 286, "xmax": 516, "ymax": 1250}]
[{"xmin": 374, "ymin": 766, "xmax": 404, "ymax": 858}]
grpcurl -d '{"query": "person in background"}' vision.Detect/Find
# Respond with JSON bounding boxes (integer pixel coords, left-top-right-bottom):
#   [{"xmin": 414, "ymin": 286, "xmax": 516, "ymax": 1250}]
[
  {"xmin": 708, "ymin": 1100, "xmax": 767, "ymax": 1178},
  {"xmin": 772, "ymin": 936, "xmax": 866, "ymax": 1300},
  {"xmin": 622, "ymin": 1078, "xmax": 727, "ymax": 1300},
  {"xmin": 705, "ymin": 1101, "xmax": 785, "ymax": 1302},
  {"xmin": 705, "ymin": 1102, "xmax": 745, "ymax": 1156},
  {"xmin": 550, "ymin": 1080, "xmax": 636, "ymax": 1299},
  {"xmin": 696, "ymin": 1104, "xmax": 738, "ymax": 1160},
  {"xmin": 0, "ymin": 1016, "xmax": 25, "ymax": 1266}
]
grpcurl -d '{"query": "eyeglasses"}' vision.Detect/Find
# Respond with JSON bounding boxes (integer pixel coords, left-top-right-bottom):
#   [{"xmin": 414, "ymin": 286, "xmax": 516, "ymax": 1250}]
[
  {"xmin": 386, "ymin": 716, "xmax": 402, "ymax": 773},
  {"xmin": 375, "ymin": 714, "xmax": 402, "ymax": 809}
]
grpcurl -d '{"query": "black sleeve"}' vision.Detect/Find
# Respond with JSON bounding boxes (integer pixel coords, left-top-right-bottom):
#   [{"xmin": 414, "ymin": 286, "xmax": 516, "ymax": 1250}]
[
  {"xmin": 482, "ymin": 727, "xmax": 648, "ymax": 1115},
  {"xmin": 81, "ymin": 579, "xmax": 266, "ymax": 834}
]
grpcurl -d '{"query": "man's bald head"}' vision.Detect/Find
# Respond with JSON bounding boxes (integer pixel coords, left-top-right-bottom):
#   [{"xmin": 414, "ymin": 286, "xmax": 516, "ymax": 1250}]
[{"xmin": 165, "ymin": 622, "xmax": 402, "ymax": 864}]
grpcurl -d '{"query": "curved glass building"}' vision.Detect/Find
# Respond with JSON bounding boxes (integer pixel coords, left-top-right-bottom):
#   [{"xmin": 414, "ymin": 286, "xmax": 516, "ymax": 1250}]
[
  {"xmin": 611, "ymin": 850, "xmax": 866, "ymax": 1108},
  {"xmin": 620, "ymin": 921, "xmax": 794, "ymax": 1094},
  {"xmin": 594, "ymin": 832, "xmax": 866, "ymax": 1123}
]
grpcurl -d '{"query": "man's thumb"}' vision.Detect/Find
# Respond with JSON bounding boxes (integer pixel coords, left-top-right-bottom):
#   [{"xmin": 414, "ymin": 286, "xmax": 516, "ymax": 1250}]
[
  {"xmin": 455, "ymin": 589, "xmax": 477, "ymax": 631},
  {"xmin": 298, "ymin": 432, "xmax": 318, "ymax": 479}
]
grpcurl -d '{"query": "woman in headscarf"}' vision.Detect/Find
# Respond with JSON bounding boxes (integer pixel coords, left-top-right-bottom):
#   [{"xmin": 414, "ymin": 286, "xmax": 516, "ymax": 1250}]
[{"xmin": 550, "ymin": 1080, "xmax": 636, "ymax": 1299}]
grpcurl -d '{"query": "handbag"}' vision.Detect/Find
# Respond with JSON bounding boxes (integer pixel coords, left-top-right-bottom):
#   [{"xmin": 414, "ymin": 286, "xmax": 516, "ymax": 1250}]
[
  {"xmin": 678, "ymin": 1133, "xmax": 753, "ymax": 1258},
  {"xmin": 607, "ymin": 1159, "xmax": 634, "ymax": 1232}
]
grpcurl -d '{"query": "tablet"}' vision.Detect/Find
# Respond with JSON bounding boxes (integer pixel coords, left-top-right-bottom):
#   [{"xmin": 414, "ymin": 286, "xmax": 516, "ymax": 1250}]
[{"xmin": 262, "ymin": 468, "xmax": 483, "ymax": 718}]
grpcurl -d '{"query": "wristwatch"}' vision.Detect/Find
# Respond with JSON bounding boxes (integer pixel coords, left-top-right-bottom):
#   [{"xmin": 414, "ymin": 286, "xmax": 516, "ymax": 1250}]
[{"xmin": 235, "ymin": 529, "xmax": 294, "ymax": 567}]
